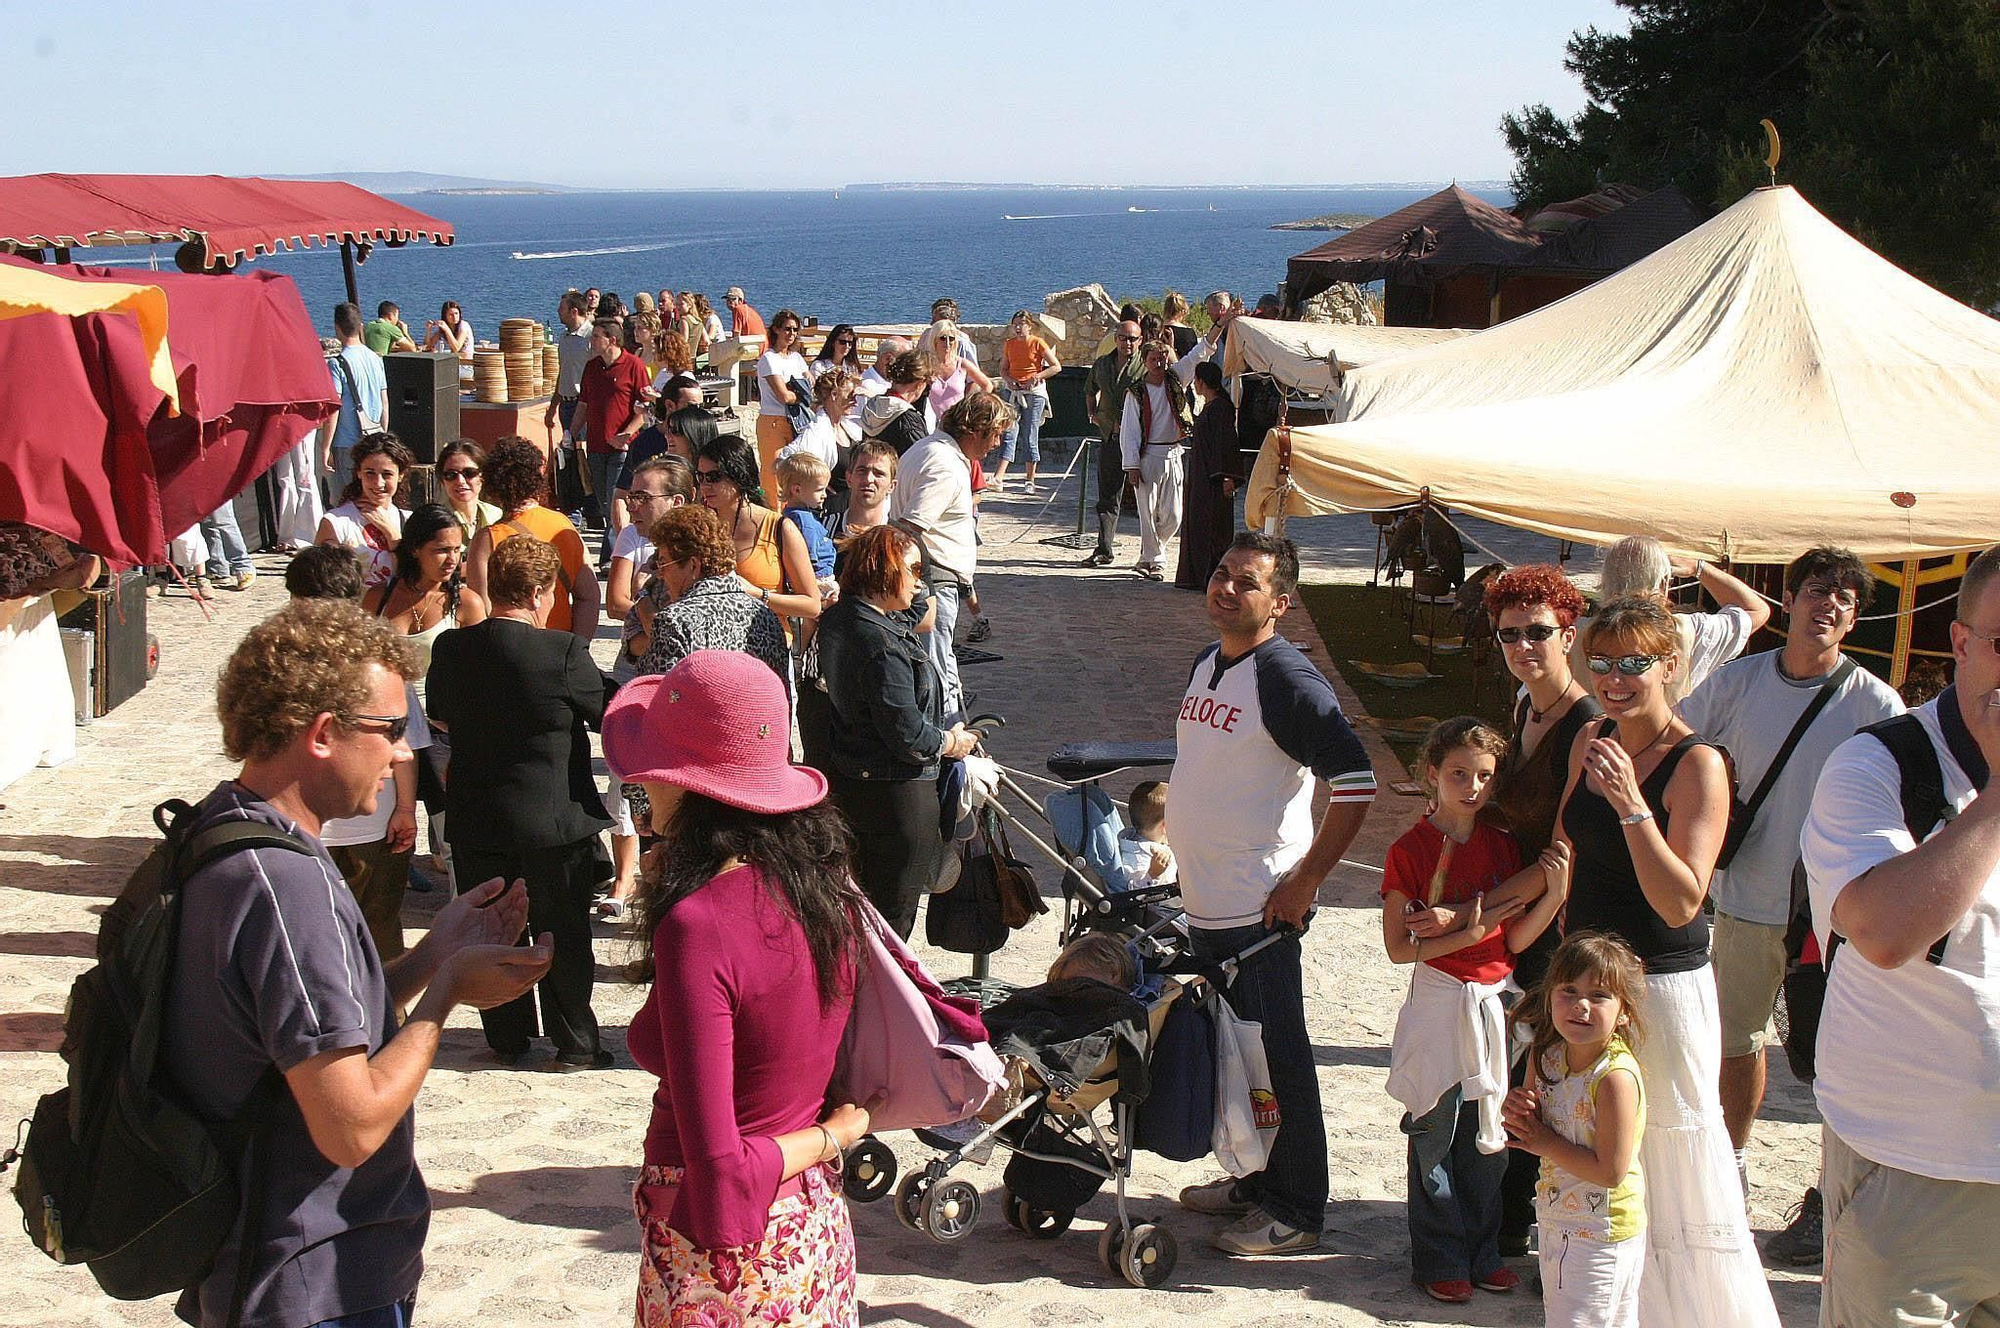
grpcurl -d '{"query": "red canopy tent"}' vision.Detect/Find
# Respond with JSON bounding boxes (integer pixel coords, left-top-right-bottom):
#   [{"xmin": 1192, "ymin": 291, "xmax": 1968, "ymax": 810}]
[
  {"xmin": 0, "ymin": 173, "xmax": 454, "ymax": 268},
  {"xmin": 0, "ymin": 253, "xmax": 337, "ymax": 566}
]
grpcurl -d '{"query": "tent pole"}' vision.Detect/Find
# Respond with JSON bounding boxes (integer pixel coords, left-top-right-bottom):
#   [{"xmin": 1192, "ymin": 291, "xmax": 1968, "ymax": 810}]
[
  {"xmin": 340, "ymin": 239, "xmax": 360, "ymax": 306},
  {"xmin": 1890, "ymin": 557, "xmax": 1919, "ymax": 689}
]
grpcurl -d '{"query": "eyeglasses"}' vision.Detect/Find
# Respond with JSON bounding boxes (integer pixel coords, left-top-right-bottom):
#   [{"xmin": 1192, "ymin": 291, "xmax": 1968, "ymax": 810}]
[
  {"xmin": 834, "ymin": 337, "xmax": 856, "ymax": 346},
  {"xmin": 1586, "ymin": 654, "xmax": 1664, "ymax": 676},
  {"xmin": 1961, "ymin": 624, "xmax": 2000, "ymax": 655},
  {"xmin": 441, "ymin": 467, "xmax": 479, "ymax": 481},
  {"xmin": 627, "ymin": 489, "xmax": 667, "ymax": 504},
  {"xmin": 1795, "ymin": 581, "xmax": 1860, "ymax": 610},
  {"xmin": 694, "ymin": 470, "xmax": 728, "ymax": 486},
  {"xmin": 1495, "ymin": 623, "xmax": 1561, "ymax": 645},
  {"xmin": 776, "ymin": 324, "xmax": 799, "ymax": 334},
  {"xmin": 939, "ymin": 336, "xmax": 957, "ymax": 345},
  {"xmin": 342, "ymin": 711, "xmax": 411, "ymax": 743}
]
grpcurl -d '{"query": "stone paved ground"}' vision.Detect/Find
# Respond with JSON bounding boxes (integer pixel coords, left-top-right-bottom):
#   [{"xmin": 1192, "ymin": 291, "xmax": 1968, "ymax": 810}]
[{"xmin": 0, "ymin": 440, "xmax": 1819, "ymax": 1326}]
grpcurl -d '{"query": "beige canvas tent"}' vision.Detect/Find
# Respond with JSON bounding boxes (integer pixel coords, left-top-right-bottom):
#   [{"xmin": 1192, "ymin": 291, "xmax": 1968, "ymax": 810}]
[
  {"xmin": 1222, "ymin": 317, "xmax": 1467, "ymax": 400},
  {"xmin": 1247, "ymin": 186, "xmax": 2000, "ymax": 565}
]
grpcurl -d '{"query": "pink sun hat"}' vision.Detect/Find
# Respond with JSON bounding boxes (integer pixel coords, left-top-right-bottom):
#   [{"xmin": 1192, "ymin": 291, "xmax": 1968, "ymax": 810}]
[{"xmin": 602, "ymin": 650, "xmax": 827, "ymax": 814}]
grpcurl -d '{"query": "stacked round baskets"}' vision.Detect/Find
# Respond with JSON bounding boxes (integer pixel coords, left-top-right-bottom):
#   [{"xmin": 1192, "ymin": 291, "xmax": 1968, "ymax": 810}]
[
  {"xmin": 472, "ymin": 349, "xmax": 508, "ymax": 403},
  {"xmin": 541, "ymin": 342, "xmax": 561, "ymax": 394},
  {"xmin": 499, "ymin": 319, "xmax": 546, "ymax": 400}
]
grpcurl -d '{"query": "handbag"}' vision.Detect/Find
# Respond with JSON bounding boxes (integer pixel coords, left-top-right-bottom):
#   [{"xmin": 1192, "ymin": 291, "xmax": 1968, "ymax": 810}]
[
  {"xmin": 1211, "ymin": 992, "xmax": 1279, "ymax": 1177},
  {"xmin": 979, "ymin": 806, "xmax": 1047, "ymax": 930},
  {"xmin": 830, "ymin": 900, "xmax": 1007, "ymax": 1132},
  {"xmin": 926, "ymin": 850, "xmax": 1008, "ymax": 955},
  {"xmin": 1134, "ymin": 993, "xmax": 1218, "ymax": 1161},
  {"xmin": 1716, "ymin": 659, "xmax": 1854, "ymax": 869}
]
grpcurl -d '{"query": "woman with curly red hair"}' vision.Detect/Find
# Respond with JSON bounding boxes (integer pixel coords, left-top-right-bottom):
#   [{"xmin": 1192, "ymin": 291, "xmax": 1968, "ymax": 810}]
[{"xmin": 1475, "ymin": 563, "xmax": 1600, "ymax": 1255}]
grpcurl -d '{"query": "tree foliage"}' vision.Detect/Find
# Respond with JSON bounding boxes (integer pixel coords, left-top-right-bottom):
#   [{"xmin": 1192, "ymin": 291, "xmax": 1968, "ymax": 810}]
[{"xmin": 1503, "ymin": 0, "xmax": 2000, "ymax": 307}]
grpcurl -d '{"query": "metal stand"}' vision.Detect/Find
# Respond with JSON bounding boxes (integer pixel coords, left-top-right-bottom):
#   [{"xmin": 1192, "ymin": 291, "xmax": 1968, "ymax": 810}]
[{"xmin": 1039, "ymin": 436, "xmax": 1097, "ymax": 550}]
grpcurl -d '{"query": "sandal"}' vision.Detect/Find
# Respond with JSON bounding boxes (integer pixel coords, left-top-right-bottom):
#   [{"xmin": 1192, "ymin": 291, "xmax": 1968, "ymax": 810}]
[{"xmin": 595, "ymin": 897, "xmax": 629, "ymax": 921}]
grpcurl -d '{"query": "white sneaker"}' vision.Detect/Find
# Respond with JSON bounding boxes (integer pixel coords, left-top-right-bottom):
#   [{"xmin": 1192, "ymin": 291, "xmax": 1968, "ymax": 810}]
[
  {"xmin": 1178, "ymin": 1176, "xmax": 1254, "ymax": 1215},
  {"xmin": 1212, "ymin": 1209, "xmax": 1319, "ymax": 1255}
]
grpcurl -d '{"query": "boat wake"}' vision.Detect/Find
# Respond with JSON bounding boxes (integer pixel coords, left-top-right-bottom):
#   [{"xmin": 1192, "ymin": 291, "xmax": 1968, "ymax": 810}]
[
  {"xmin": 510, "ymin": 239, "xmax": 698, "ymax": 261},
  {"xmin": 1001, "ymin": 212, "xmax": 1093, "ymax": 221}
]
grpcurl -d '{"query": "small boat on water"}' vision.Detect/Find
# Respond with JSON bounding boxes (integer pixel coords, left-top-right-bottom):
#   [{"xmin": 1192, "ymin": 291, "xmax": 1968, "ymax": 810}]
[{"xmin": 1127, "ymin": 206, "xmax": 1153, "ymax": 213}]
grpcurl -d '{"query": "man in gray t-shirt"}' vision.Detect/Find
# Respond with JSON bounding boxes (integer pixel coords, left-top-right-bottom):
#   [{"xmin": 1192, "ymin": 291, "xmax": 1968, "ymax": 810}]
[
  {"xmin": 1677, "ymin": 546, "xmax": 1901, "ymax": 1261},
  {"xmin": 162, "ymin": 601, "xmax": 549, "ymax": 1328}
]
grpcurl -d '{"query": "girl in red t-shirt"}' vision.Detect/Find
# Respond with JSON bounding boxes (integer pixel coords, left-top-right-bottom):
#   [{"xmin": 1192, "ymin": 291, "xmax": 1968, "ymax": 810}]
[{"xmin": 1381, "ymin": 717, "xmax": 1570, "ymax": 1303}]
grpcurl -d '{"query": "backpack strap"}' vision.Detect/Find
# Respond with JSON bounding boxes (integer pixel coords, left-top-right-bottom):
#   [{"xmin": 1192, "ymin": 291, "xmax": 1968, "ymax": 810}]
[
  {"xmin": 1823, "ymin": 716, "xmax": 1953, "ymax": 967},
  {"xmin": 1741, "ymin": 658, "xmax": 1856, "ymax": 823}
]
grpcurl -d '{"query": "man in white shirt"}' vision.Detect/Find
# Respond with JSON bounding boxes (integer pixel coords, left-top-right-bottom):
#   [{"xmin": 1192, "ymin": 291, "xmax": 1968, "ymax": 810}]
[
  {"xmin": 1119, "ymin": 339, "xmax": 1192, "ymax": 581},
  {"xmin": 1678, "ymin": 546, "xmax": 1902, "ymax": 1262},
  {"xmin": 859, "ymin": 336, "xmax": 910, "ymax": 398},
  {"xmin": 1800, "ymin": 545, "xmax": 2000, "ymax": 1323},
  {"xmin": 544, "ymin": 291, "xmax": 594, "ymax": 444},
  {"xmin": 888, "ymin": 391, "xmax": 1016, "ymax": 720}
]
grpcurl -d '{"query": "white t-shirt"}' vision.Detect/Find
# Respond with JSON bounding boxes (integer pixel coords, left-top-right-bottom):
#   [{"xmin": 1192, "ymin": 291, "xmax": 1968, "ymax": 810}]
[
  {"xmin": 1679, "ymin": 651, "xmax": 1904, "ymax": 923},
  {"xmin": 756, "ymin": 349, "xmax": 809, "ymax": 413},
  {"xmin": 319, "ymin": 682, "xmax": 432, "ymax": 849},
  {"xmin": 610, "ymin": 522, "xmax": 654, "ymax": 572},
  {"xmin": 858, "ymin": 367, "xmax": 891, "ymax": 398},
  {"xmin": 702, "ymin": 312, "xmax": 725, "ymax": 344},
  {"xmin": 781, "ymin": 412, "xmax": 845, "ymax": 472},
  {"xmin": 1800, "ymin": 695, "xmax": 2000, "ymax": 1182}
]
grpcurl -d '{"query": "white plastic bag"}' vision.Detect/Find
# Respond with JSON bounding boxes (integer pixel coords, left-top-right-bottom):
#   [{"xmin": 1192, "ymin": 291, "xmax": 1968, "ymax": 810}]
[{"xmin": 1211, "ymin": 995, "xmax": 1280, "ymax": 1177}]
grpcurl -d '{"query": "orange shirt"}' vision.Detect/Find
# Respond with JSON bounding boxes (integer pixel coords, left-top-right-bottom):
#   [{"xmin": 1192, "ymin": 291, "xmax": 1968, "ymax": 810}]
[
  {"xmin": 1003, "ymin": 335, "xmax": 1051, "ymax": 385},
  {"xmin": 489, "ymin": 505, "xmax": 588, "ymax": 634}
]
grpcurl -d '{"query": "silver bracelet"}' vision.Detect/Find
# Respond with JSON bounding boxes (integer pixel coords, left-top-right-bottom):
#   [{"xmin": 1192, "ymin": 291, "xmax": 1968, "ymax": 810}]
[{"xmin": 818, "ymin": 1124, "xmax": 843, "ymax": 1173}]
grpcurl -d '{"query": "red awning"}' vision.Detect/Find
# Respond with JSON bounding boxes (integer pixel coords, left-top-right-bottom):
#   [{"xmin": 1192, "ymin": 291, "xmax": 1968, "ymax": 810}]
[
  {"xmin": 0, "ymin": 254, "xmax": 338, "ymax": 566},
  {"xmin": 0, "ymin": 173, "xmax": 453, "ymax": 267}
]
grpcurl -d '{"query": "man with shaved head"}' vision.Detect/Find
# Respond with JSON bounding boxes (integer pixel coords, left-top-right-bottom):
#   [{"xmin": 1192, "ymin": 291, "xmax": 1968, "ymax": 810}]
[{"xmin": 860, "ymin": 335, "xmax": 912, "ymax": 398}]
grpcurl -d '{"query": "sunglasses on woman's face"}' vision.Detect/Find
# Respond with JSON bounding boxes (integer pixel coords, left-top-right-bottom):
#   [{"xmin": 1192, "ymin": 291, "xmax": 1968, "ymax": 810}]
[
  {"xmin": 441, "ymin": 467, "xmax": 479, "ymax": 481},
  {"xmin": 1586, "ymin": 653, "xmax": 1664, "ymax": 676},
  {"xmin": 1495, "ymin": 623, "xmax": 1560, "ymax": 645}
]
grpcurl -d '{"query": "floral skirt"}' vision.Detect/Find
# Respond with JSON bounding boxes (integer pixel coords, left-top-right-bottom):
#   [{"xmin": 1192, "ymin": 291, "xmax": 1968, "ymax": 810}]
[{"xmin": 633, "ymin": 1163, "xmax": 857, "ymax": 1328}]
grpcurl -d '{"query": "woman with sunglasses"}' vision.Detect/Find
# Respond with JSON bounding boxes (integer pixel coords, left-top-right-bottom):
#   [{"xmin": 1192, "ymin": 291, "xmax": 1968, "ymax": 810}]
[
  {"xmin": 917, "ymin": 319, "xmax": 992, "ymax": 431},
  {"xmin": 691, "ymin": 433, "xmax": 823, "ymax": 636},
  {"xmin": 810, "ymin": 323, "xmax": 863, "ymax": 380},
  {"xmin": 436, "ymin": 440, "xmax": 500, "ymax": 545},
  {"xmin": 1471, "ymin": 563, "xmax": 1599, "ymax": 1253},
  {"xmin": 1552, "ymin": 595, "xmax": 1779, "ymax": 1328},
  {"xmin": 755, "ymin": 310, "xmax": 811, "ymax": 501}
]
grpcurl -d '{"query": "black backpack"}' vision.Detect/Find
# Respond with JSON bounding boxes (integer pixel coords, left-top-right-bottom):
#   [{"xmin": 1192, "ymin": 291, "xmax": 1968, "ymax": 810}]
[
  {"xmin": 4, "ymin": 799, "xmax": 309, "ymax": 1323},
  {"xmin": 1780, "ymin": 714, "xmax": 1953, "ymax": 1079}
]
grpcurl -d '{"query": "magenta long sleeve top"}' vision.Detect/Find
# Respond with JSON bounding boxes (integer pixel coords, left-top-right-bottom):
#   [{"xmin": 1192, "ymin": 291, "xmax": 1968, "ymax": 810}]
[{"xmin": 626, "ymin": 864, "xmax": 854, "ymax": 1249}]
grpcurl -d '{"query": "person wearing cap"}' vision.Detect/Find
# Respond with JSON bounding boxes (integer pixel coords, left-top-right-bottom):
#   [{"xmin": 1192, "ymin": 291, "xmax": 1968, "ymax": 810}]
[
  {"xmin": 724, "ymin": 286, "xmax": 766, "ymax": 340},
  {"xmin": 817, "ymin": 524, "xmax": 976, "ymax": 937},
  {"xmin": 603, "ymin": 650, "xmax": 873, "ymax": 1324}
]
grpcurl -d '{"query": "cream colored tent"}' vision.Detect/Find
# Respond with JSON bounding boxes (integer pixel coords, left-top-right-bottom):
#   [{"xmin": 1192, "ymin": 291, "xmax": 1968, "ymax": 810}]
[
  {"xmin": 1222, "ymin": 317, "xmax": 1468, "ymax": 400},
  {"xmin": 1246, "ymin": 186, "xmax": 2000, "ymax": 563}
]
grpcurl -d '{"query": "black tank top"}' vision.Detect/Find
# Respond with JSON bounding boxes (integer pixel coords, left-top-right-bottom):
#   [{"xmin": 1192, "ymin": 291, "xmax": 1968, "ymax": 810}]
[{"xmin": 1561, "ymin": 719, "xmax": 1713, "ymax": 974}]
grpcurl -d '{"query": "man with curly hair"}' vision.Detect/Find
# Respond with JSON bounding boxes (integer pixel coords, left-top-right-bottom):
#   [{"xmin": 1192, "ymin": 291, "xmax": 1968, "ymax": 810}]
[{"xmin": 161, "ymin": 599, "xmax": 551, "ymax": 1328}]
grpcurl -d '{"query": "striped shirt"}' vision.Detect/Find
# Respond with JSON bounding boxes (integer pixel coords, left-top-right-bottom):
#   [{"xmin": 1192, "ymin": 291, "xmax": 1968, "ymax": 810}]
[{"xmin": 1168, "ymin": 636, "xmax": 1376, "ymax": 928}]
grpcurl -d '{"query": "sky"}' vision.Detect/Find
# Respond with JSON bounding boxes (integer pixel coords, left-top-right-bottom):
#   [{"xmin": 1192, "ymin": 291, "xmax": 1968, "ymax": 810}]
[{"xmin": 2, "ymin": 0, "xmax": 1626, "ymax": 189}]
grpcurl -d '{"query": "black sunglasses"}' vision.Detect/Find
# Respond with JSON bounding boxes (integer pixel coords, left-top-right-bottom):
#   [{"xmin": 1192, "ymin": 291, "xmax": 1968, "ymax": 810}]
[
  {"xmin": 1586, "ymin": 654, "xmax": 1664, "ymax": 676},
  {"xmin": 695, "ymin": 470, "xmax": 729, "ymax": 486},
  {"xmin": 343, "ymin": 711, "xmax": 411, "ymax": 742},
  {"xmin": 1495, "ymin": 623, "xmax": 1561, "ymax": 645},
  {"xmin": 441, "ymin": 467, "xmax": 479, "ymax": 481}
]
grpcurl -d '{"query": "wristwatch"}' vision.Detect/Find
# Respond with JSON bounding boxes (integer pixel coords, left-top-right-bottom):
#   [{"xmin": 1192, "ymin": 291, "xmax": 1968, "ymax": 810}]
[
  {"xmin": 1619, "ymin": 809, "xmax": 1654, "ymax": 826},
  {"xmin": 759, "ymin": 585, "xmax": 771, "ymax": 603}
]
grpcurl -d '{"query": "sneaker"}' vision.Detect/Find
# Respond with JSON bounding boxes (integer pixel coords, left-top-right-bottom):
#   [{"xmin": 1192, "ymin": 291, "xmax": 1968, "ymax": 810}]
[
  {"xmin": 1082, "ymin": 549, "xmax": 1113, "ymax": 568},
  {"xmin": 1764, "ymin": 1187, "xmax": 1823, "ymax": 1267},
  {"xmin": 1475, "ymin": 1267, "xmax": 1520, "ymax": 1293},
  {"xmin": 228, "ymin": 569, "xmax": 256, "ymax": 592},
  {"xmin": 1178, "ymin": 1176, "xmax": 1254, "ymax": 1216},
  {"xmin": 1420, "ymin": 1280, "xmax": 1474, "ymax": 1304},
  {"xmin": 1213, "ymin": 1210, "xmax": 1319, "ymax": 1255}
]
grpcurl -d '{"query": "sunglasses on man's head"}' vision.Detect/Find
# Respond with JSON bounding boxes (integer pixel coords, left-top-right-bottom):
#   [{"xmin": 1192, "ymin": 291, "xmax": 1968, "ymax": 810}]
[
  {"xmin": 1586, "ymin": 654, "xmax": 1664, "ymax": 676},
  {"xmin": 1495, "ymin": 623, "xmax": 1560, "ymax": 645}
]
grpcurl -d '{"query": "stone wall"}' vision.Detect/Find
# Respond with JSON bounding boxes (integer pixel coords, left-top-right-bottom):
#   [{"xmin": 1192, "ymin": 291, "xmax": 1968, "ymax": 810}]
[{"xmin": 1296, "ymin": 281, "xmax": 1379, "ymax": 326}]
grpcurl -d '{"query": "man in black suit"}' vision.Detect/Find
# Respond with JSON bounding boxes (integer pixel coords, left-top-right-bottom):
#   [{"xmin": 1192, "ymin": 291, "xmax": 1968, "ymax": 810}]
[{"xmin": 428, "ymin": 534, "xmax": 614, "ymax": 1068}]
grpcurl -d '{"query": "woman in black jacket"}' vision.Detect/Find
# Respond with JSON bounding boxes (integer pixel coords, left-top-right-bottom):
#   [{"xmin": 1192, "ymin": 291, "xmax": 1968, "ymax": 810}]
[{"xmin": 815, "ymin": 524, "xmax": 975, "ymax": 937}]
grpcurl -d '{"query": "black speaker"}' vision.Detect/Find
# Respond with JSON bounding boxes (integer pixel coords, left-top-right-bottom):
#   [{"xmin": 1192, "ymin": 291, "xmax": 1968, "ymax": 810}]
[
  {"xmin": 384, "ymin": 351, "xmax": 462, "ymax": 465},
  {"xmin": 57, "ymin": 570, "xmax": 151, "ymax": 716}
]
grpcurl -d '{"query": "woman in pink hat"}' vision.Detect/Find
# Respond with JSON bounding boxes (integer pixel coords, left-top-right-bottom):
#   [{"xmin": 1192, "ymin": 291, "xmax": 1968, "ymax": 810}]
[{"xmin": 604, "ymin": 650, "xmax": 872, "ymax": 1327}]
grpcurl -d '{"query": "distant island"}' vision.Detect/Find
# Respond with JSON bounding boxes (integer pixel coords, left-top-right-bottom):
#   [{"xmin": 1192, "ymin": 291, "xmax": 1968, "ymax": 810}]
[
  {"xmin": 266, "ymin": 171, "xmax": 579, "ymax": 195},
  {"xmin": 1272, "ymin": 212, "xmax": 1377, "ymax": 231}
]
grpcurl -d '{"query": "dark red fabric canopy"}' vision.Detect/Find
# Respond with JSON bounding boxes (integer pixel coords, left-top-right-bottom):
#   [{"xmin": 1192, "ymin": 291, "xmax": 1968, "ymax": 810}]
[
  {"xmin": 0, "ymin": 254, "xmax": 337, "ymax": 566},
  {"xmin": 0, "ymin": 174, "xmax": 453, "ymax": 266}
]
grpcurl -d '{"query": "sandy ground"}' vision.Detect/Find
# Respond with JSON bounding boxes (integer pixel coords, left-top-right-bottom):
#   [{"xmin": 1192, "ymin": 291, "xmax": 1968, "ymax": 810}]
[{"xmin": 0, "ymin": 442, "xmax": 1821, "ymax": 1326}]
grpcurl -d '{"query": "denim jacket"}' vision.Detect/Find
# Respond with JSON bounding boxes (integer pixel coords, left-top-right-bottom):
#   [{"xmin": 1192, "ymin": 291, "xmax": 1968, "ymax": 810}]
[{"xmin": 818, "ymin": 595, "xmax": 944, "ymax": 782}]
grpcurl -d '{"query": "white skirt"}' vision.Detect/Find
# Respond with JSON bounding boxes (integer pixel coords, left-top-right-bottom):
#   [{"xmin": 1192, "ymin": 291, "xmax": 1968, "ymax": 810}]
[{"xmin": 1634, "ymin": 966, "xmax": 1780, "ymax": 1328}]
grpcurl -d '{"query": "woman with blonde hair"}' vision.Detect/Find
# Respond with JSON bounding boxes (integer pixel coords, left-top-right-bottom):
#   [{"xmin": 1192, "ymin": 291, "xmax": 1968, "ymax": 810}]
[
  {"xmin": 1578, "ymin": 536, "xmax": 1771, "ymax": 703},
  {"xmin": 1552, "ymin": 595, "xmax": 1778, "ymax": 1328},
  {"xmin": 917, "ymin": 318, "xmax": 992, "ymax": 429}
]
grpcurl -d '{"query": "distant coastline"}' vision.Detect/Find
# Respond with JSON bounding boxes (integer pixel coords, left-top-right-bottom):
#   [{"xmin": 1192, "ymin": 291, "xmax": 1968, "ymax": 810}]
[{"xmin": 1271, "ymin": 212, "xmax": 1376, "ymax": 232}]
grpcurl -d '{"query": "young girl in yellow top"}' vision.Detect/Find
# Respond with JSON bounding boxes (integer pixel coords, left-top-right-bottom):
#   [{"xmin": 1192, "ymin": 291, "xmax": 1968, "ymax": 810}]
[{"xmin": 1504, "ymin": 933, "xmax": 1649, "ymax": 1328}]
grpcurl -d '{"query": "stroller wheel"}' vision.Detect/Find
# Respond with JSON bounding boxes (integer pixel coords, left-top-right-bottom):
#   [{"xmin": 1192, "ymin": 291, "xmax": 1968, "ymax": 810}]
[
  {"xmin": 1120, "ymin": 1223, "xmax": 1178, "ymax": 1289},
  {"xmin": 1008, "ymin": 1196, "xmax": 1072, "ymax": 1240},
  {"xmin": 894, "ymin": 1173, "xmax": 933, "ymax": 1234},
  {"xmin": 1098, "ymin": 1222, "xmax": 1128, "ymax": 1276},
  {"xmin": 842, "ymin": 1137, "xmax": 898, "ymax": 1203},
  {"xmin": 923, "ymin": 1179, "xmax": 982, "ymax": 1243}
]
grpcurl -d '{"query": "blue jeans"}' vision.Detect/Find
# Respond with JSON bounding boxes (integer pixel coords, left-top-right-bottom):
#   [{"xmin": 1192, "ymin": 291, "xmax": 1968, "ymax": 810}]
[
  {"xmin": 198, "ymin": 501, "xmax": 253, "ymax": 578},
  {"xmin": 1403, "ymin": 1086, "xmax": 1506, "ymax": 1283},
  {"xmin": 1190, "ymin": 923, "xmax": 1326, "ymax": 1233},
  {"xmin": 585, "ymin": 450, "xmax": 623, "ymax": 560},
  {"xmin": 925, "ymin": 579, "xmax": 964, "ymax": 721},
  {"xmin": 998, "ymin": 389, "xmax": 1046, "ymax": 466},
  {"xmin": 310, "ymin": 1299, "xmax": 416, "ymax": 1328}
]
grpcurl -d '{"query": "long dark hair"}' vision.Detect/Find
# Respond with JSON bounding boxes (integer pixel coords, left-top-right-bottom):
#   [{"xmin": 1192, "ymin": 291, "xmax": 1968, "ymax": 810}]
[
  {"xmin": 391, "ymin": 504, "xmax": 463, "ymax": 591},
  {"xmin": 666, "ymin": 404, "xmax": 720, "ymax": 455},
  {"xmin": 340, "ymin": 431, "xmax": 414, "ymax": 505},
  {"xmin": 632, "ymin": 791, "xmax": 864, "ymax": 1008},
  {"xmin": 695, "ymin": 431, "xmax": 766, "ymax": 507},
  {"xmin": 814, "ymin": 323, "xmax": 861, "ymax": 372}
]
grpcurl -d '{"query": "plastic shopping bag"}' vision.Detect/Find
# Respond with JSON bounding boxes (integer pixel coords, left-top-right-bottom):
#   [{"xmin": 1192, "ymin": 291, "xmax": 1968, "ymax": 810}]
[{"xmin": 1211, "ymin": 995, "xmax": 1280, "ymax": 1177}]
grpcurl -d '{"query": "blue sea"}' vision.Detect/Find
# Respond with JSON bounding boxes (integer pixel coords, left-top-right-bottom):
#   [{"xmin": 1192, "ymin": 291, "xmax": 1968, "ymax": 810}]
[{"xmin": 140, "ymin": 186, "xmax": 1508, "ymax": 333}]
